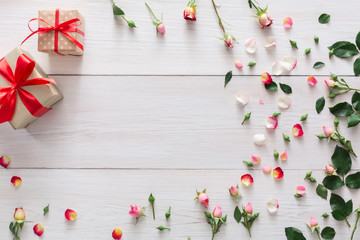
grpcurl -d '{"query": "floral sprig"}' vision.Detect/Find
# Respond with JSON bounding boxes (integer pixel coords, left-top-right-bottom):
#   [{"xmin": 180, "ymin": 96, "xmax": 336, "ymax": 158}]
[
  {"xmin": 234, "ymin": 203, "xmax": 259, "ymax": 237},
  {"xmin": 205, "ymin": 206, "xmax": 227, "ymax": 240},
  {"xmin": 145, "ymin": 2, "xmax": 165, "ymax": 35},
  {"xmin": 184, "ymin": 0, "xmax": 197, "ymax": 21},
  {"xmin": 9, "ymin": 208, "xmax": 26, "ymax": 240},
  {"xmin": 326, "ymin": 74, "xmax": 360, "ymax": 99},
  {"xmin": 195, "ymin": 189, "xmax": 209, "ymax": 207},
  {"xmin": 111, "ymin": 0, "xmax": 136, "ymax": 27},
  {"xmin": 307, "ymin": 217, "xmax": 321, "ymax": 240},
  {"xmin": 351, "ymin": 204, "xmax": 360, "ymax": 240},
  {"xmin": 148, "ymin": 193, "xmax": 156, "ymax": 220},
  {"xmin": 210, "ymin": 0, "xmax": 238, "ymax": 48},
  {"xmin": 247, "ymin": 0, "xmax": 273, "ymax": 28},
  {"xmin": 129, "ymin": 205, "xmax": 146, "ymax": 224}
]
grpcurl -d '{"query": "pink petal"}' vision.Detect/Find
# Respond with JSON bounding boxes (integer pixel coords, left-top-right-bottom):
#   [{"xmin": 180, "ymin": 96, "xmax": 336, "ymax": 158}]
[
  {"xmin": 296, "ymin": 185, "xmax": 306, "ymax": 196},
  {"xmin": 273, "ymin": 167, "xmax": 284, "ymax": 179},
  {"xmin": 262, "ymin": 164, "xmax": 272, "ymax": 174},
  {"xmin": 259, "ymin": 99, "xmax": 264, "ymax": 104},
  {"xmin": 292, "ymin": 124, "xmax": 304, "ymax": 137},
  {"xmin": 251, "ymin": 155, "xmax": 262, "ymax": 165},
  {"xmin": 307, "ymin": 76, "xmax": 318, "ymax": 86},
  {"xmin": 266, "ymin": 198, "xmax": 279, "ymax": 213},
  {"xmin": 244, "ymin": 38, "xmax": 257, "ymax": 54},
  {"xmin": 264, "ymin": 36, "xmax": 276, "ymax": 48},
  {"xmin": 283, "ymin": 17, "xmax": 293, "ymax": 29},
  {"xmin": 280, "ymin": 151, "xmax": 287, "ymax": 161},
  {"xmin": 272, "ymin": 61, "xmax": 285, "ymax": 76},
  {"xmin": 278, "ymin": 95, "xmax": 291, "ymax": 109},
  {"xmin": 241, "ymin": 174, "xmax": 254, "ymax": 186},
  {"xmin": 235, "ymin": 59, "xmax": 244, "ymax": 69},
  {"xmin": 281, "ymin": 56, "xmax": 297, "ymax": 71},
  {"xmin": 265, "ymin": 117, "xmax": 278, "ymax": 129}
]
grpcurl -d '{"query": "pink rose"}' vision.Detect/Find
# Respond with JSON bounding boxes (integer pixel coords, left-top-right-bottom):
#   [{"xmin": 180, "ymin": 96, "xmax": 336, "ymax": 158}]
[
  {"xmin": 324, "ymin": 79, "xmax": 335, "ymax": 88},
  {"xmin": 156, "ymin": 23, "xmax": 166, "ymax": 35},
  {"xmin": 198, "ymin": 193, "xmax": 209, "ymax": 207},
  {"xmin": 310, "ymin": 217, "xmax": 318, "ymax": 227},
  {"xmin": 224, "ymin": 33, "xmax": 233, "ymax": 48},
  {"xmin": 325, "ymin": 165, "xmax": 335, "ymax": 174},
  {"xmin": 14, "ymin": 208, "xmax": 25, "ymax": 221},
  {"xmin": 258, "ymin": 13, "xmax": 273, "ymax": 28},
  {"xmin": 323, "ymin": 126, "xmax": 334, "ymax": 137},
  {"xmin": 129, "ymin": 205, "xmax": 142, "ymax": 217},
  {"xmin": 212, "ymin": 206, "xmax": 222, "ymax": 218},
  {"xmin": 245, "ymin": 202, "xmax": 253, "ymax": 214},
  {"xmin": 184, "ymin": 6, "xmax": 196, "ymax": 21},
  {"xmin": 229, "ymin": 185, "xmax": 239, "ymax": 197}
]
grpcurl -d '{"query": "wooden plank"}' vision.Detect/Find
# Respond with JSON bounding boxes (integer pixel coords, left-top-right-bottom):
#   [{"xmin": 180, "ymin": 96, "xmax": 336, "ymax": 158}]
[
  {"xmin": 0, "ymin": 169, "xmax": 359, "ymax": 240},
  {"xmin": 1, "ymin": 76, "xmax": 359, "ymax": 169},
  {"xmin": 0, "ymin": 0, "xmax": 359, "ymax": 75}
]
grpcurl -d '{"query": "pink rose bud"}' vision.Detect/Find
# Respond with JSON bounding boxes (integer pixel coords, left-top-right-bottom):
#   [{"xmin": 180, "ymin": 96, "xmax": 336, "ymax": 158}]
[
  {"xmin": 14, "ymin": 208, "xmax": 25, "ymax": 221},
  {"xmin": 0, "ymin": 155, "xmax": 11, "ymax": 168},
  {"xmin": 198, "ymin": 193, "xmax": 209, "ymax": 207},
  {"xmin": 324, "ymin": 79, "xmax": 335, "ymax": 88},
  {"xmin": 235, "ymin": 59, "xmax": 244, "ymax": 69},
  {"xmin": 224, "ymin": 33, "xmax": 234, "ymax": 48},
  {"xmin": 296, "ymin": 185, "xmax": 306, "ymax": 197},
  {"xmin": 184, "ymin": 6, "xmax": 196, "ymax": 21},
  {"xmin": 156, "ymin": 23, "xmax": 166, "ymax": 35},
  {"xmin": 245, "ymin": 202, "xmax": 253, "ymax": 214},
  {"xmin": 310, "ymin": 217, "xmax": 318, "ymax": 227},
  {"xmin": 262, "ymin": 164, "xmax": 272, "ymax": 174},
  {"xmin": 323, "ymin": 126, "xmax": 334, "ymax": 137},
  {"xmin": 33, "ymin": 223, "xmax": 44, "ymax": 237},
  {"xmin": 212, "ymin": 206, "xmax": 222, "ymax": 218},
  {"xmin": 325, "ymin": 165, "xmax": 335, "ymax": 175},
  {"xmin": 261, "ymin": 72, "xmax": 272, "ymax": 84},
  {"xmin": 283, "ymin": 17, "xmax": 293, "ymax": 29},
  {"xmin": 229, "ymin": 185, "xmax": 239, "ymax": 197},
  {"xmin": 129, "ymin": 205, "xmax": 143, "ymax": 217},
  {"xmin": 258, "ymin": 12, "xmax": 273, "ymax": 28}
]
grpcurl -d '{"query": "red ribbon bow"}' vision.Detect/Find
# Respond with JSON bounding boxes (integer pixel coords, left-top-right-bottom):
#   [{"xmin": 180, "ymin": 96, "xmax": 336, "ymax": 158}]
[
  {"xmin": 21, "ymin": 9, "xmax": 84, "ymax": 55},
  {"xmin": 0, "ymin": 54, "xmax": 56, "ymax": 124}
]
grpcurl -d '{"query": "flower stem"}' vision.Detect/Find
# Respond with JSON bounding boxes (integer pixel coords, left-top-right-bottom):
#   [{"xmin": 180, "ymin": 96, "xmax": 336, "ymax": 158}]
[
  {"xmin": 145, "ymin": 2, "xmax": 160, "ymax": 22},
  {"xmin": 316, "ymin": 229, "xmax": 321, "ymax": 240},
  {"xmin": 345, "ymin": 217, "xmax": 351, "ymax": 228},
  {"xmin": 248, "ymin": 227, "xmax": 252, "ymax": 237},
  {"xmin": 210, "ymin": 0, "xmax": 225, "ymax": 33},
  {"xmin": 248, "ymin": 0, "xmax": 260, "ymax": 12},
  {"xmin": 351, "ymin": 213, "xmax": 360, "ymax": 240}
]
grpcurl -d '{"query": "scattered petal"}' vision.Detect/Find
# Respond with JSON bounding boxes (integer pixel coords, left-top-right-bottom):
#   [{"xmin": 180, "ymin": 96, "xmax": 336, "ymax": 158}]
[
  {"xmin": 264, "ymin": 117, "xmax": 278, "ymax": 129},
  {"xmin": 235, "ymin": 59, "xmax": 244, "ymax": 69},
  {"xmin": 278, "ymin": 95, "xmax": 292, "ymax": 109},
  {"xmin": 235, "ymin": 93, "xmax": 249, "ymax": 106},
  {"xmin": 11, "ymin": 176, "xmax": 22, "ymax": 187},
  {"xmin": 281, "ymin": 56, "xmax": 297, "ymax": 71},
  {"xmin": 266, "ymin": 198, "xmax": 279, "ymax": 213},
  {"xmin": 0, "ymin": 155, "xmax": 11, "ymax": 168},
  {"xmin": 244, "ymin": 38, "xmax": 257, "ymax": 54},
  {"xmin": 251, "ymin": 155, "xmax": 262, "ymax": 165},
  {"xmin": 283, "ymin": 17, "xmax": 293, "ymax": 29},
  {"xmin": 272, "ymin": 61, "xmax": 285, "ymax": 76},
  {"xmin": 112, "ymin": 228, "xmax": 123, "ymax": 239},
  {"xmin": 241, "ymin": 174, "xmax": 254, "ymax": 186},
  {"xmin": 292, "ymin": 124, "xmax": 304, "ymax": 137},
  {"xmin": 264, "ymin": 36, "xmax": 276, "ymax": 48},
  {"xmin": 280, "ymin": 151, "xmax": 287, "ymax": 161},
  {"xmin": 65, "ymin": 209, "xmax": 77, "ymax": 221},
  {"xmin": 259, "ymin": 99, "xmax": 264, "ymax": 104},
  {"xmin": 296, "ymin": 185, "xmax": 306, "ymax": 196},
  {"xmin": 262, "ymin": 164, "xmax": 272, "ymax": 174},
  {"xmin": 307, "ymin": 76, "xmax": 318, "ymax": 86},
  {"xmin": 273, "ymin": 167, "xmax": 284, "ymax": 179},
  {"xmin": 253, "ymin": 134, "xmax": 267, "ymax": 146},
  {"xmin": 261, "ymin": 72, "xmax": 273, "ymax": 84},
  {"xmin": 33, "ymin": 223, "xmax": 44, "ymax": 237}
]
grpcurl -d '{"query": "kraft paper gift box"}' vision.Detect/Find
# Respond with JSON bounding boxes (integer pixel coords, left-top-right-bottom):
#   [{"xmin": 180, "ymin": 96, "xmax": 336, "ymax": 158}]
[
  {"xmin": 0, "ymin": 47, "xmax": 63, "ymax": 129},
  {"xmin": 37, "ymin": 9, "xmax": 85, "ymax": 55}
]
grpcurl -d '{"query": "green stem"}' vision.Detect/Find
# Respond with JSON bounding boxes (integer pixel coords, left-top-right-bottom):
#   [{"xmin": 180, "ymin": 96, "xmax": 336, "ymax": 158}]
[
  {"xmin": 151, "ymin": 205, "xmax": 155, "ymax": 220},
  {"xmin": 145, "ymin": 2, "xmax": 160, "ymax": 22},
  {"xmin": 316, "ymin": 229, "xmax": 321, "ymax": 240},
  {"xmin": 248, "ymin": 0, "xmax": 260, "ymax": 12},
  {"xmin": 248, "ymin": 227, "xmax": 252, "ymax": 237},
  {"xmin": 351, "ymin": 213, "xmax": 360, "ymax": 240},
  {"xmin": 210, "ymin": 0, "xmax": 225, "ymax": 33},
  {"xmin": 345, "ymin": 217, "xmax": 351, "ymax": 228}
]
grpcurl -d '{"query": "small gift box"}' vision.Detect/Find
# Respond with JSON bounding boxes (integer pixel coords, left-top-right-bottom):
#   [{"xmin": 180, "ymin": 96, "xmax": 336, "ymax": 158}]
[{"xmin": 0, "ymin": 47, "xmax": 63, "ymax": 129}]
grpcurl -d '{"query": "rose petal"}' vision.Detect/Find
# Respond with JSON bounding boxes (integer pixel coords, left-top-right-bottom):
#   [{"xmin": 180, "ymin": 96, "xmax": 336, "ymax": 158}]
[
  {"xmin": 262, "ymin": 164, "xmax": 272, "ymax": 174},
  {"xmin": 65, "ymin": 209, "xmax": 77, "ymax": 221},
  {"xmin": 265, "ymin": 117, "xmax": 278, "ymax": 129},
  {"xmin": 0, "ymin": 155, "xmax": 11, "ymax": 168},
  {"xmin": 283, "ymin": 17, "xmax": 293, "ymax": 29},
  {"xmin": 280, "ymin": 151, "xmax": 287, "ymax": 161},
  {"xmin": 241, "ymin": 174, "xmax": 254, "ymax": 186},
  {"xmin": 261, "ymin": 72, "xmax": 273, "ymax": 84},
  {"xmin": 273, "ymin": 167, "xmax": 284, "ymax": 179},
  {"xmin": 11, "ymin": 176, "xmax": 22, "ymax": 187},
  {"xmin": 278, "ymin": 95, "xmax": 292, "ymax": 109},
  {"xmin": 33, "ymin": 223, "xmax": 44, "ymax": 237},
  {"xmin": 251, "ymin": 155, "xmax": 262, "ymax": 165},
  {"xmin": 296, "ymin": 185, "xmax": 306, "ymax": 196},
  {"xmin": 272, "ymin": 61, "xmax": 285, "ymax": 76},
  {"xmin": 259, "ymin": 99, "xmax": 264, "ymax": 104},
  {"xmin": 292, "ymin": 124, "xmax": 304, "ymax": 137},
  {"xmin": 235, "ymin": 59, "xmax": 244, "ymax": 69},
  {"xmin": 235, "ymin": 92, "xmax": 249, "ymax": 106},
  {"xmin": 266, "ymin": 198, "xmax": 279, "ymax": 213},
  {"xmin": 112, "ymin": 228, "xmax": 123, "ymax": 240},
  {"xmin": 264, "ymin": 36, "xmax": 276, "ymax": 48},
  {"xmin": 244, "ymin": 38, "xmax": 257, "ymax": 54},
  {"xmin": 254, "ymin": 134, "xmax": 267, "ymax": 146},
  {"xmin": 307, "ymin": 76, "xmax": 318, "ymax": 86},
  {"xmin": 281, "ymin": 56, "xmax": 297, "ymax": 71}
]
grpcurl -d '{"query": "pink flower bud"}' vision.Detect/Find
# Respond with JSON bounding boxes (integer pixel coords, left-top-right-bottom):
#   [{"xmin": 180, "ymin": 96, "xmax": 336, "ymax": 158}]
[
  {"xmin": 184, "ymin": 6, "xmax": 196, "ymax": 21},
  {"xmin": 156, "ymin": 23, "xmax": 166, "ymax": 35},
  {"xmin": 229, "ymin": 185, "xmax": 239, "ymax": 197},
  {"xmin": 296, "ymin": 185, "xmax": 306, "ymax": 197},
  {"xmin": 324, "ymin": 79, "xmax": 335, "ymax": 88},
  {"xmin": 14, "ymin": 208, "xmax": 25, "ymax": 221},
  {"xmin": 129, "ymin": 205, "xmax": 143, "ymax": 217},
  {"xmin": 325, "ymin": 165, "xmax": 335, "ymax": 175},
  {"xmin": 212, "ymin": 206, "xmax": 222, "ymax": 218},
  {"xmin": 224, "ymin": 33, "xmax": 234, "ymax": 48},
  {"xmin": 323, "ymin": 126, "xmax": 334, "ymax": 137},
  {"xmin": 198, "ymin": 193, "xmax": 209, "ymax": 208},
  {"xmin": 261, "ymin": 72, "xmax": 272, "ymax": 84},
  {"xmin": 245, "ymin": 202, "xmax": 253, "ymax": 214},
  {"xmin": 310, "ymin": 217, "xmax": 318, "ymax": 227},
  {"xmin": 258, "ymin": 13, "xmax": 273, "ymax": 28}
]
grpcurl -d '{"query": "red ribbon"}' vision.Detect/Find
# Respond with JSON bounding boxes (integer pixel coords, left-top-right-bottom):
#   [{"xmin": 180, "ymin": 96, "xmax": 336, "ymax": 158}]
[
  {"xmin": 0, "ymin": 54, "xmax": 56, "ymax": 124},
  {"xmin": 21, "ymin": 9, "xmax": 84, "ymax": 55}
]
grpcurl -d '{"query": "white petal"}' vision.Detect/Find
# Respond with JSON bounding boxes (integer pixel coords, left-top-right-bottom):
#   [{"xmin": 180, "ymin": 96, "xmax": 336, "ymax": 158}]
[
  {"xmin": 280, "ymin": 56, "xmax": 297, "ymax": 71},
  {"xmin": 272, "ymin": 61, "xmax": 285, "ymax": 76},
  {"xmin": 264, "ymin": 36, "xmax": 276, "ymax": 48},
  {"xmin": 266, "ymin": 198, "xmax": 279, "ymax": 213},
  {"xmin": 244, "ymin": 38, "xmax": 257, "ymax": 54},
  {"xmin": 254, "ymin": 134, "xmax": 267, "ymax": 146},
  {"xmin": 278, "ymin": 95, "xmax": 292, "ymax": 109},
  {"xmin": 235, "ymin": 92, "xmax": 249, "ymax": 106}
]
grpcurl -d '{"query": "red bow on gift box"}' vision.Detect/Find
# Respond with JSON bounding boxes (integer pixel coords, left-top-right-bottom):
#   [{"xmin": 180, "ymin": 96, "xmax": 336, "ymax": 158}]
[
  {"xmin": 0, "ymin": 54, "xmax": 56, "ymax": 124},
  {"xmin": 21, "ymin": 9, "xmax": 84, "ymax": 55}
]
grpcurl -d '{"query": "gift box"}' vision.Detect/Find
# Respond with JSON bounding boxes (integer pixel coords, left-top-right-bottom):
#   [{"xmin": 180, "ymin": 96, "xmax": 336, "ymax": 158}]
[
  {"xmin": 36, "ymin": 9, "xmax": 85, "ymax": 55},
  {"xmin": 0, "ymin": 47, "xmax": 63, "ymax": 129}
]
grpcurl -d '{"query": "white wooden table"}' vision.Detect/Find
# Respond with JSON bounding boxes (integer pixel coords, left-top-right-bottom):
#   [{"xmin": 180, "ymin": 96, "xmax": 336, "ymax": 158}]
[{"xmin": 1, "ymin": 0, "xmax": 360, "ymax": 239}]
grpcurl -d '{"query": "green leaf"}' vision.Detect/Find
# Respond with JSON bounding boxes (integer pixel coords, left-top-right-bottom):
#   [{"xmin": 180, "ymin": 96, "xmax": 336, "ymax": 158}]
[
  {"xmin": 331, "ymin": 145, "xmax": 352, "ymax": 175},
  {"xmin": 234, "ymin": 206, "xmax": 241, "ymax": 223},
  {"xmin": 331, "ymin": 209, "xmax": 345, "ymax": 220},
  {"xmin": 265, "ymin": 81, "xmax": 278, "ymax": 91},
  {"xmin": 248, "ymin": 61, "xmax": 256, "ymax": 67},
  {"xmin": 204, "ymin": 212, "xmax": 212, "ymax": 218},
  {"xmin": 352, "ymin": 91, "xmax": 360, "ymax": 112},
  {"xmin": 356, "ymin": 31, "xmax": 360, "ymax": 50},
  {"xmin": 316, "ymin": 184, "xmax": 328, "ymax": 200},
  {"xmin": 316, "ymin": 97, "xmax": 325, "ymax": 113},
  {"xmin": 318, "ymin": 13, "xmax": 330, "ymax": 24},
  {"xmin": 328, "ymin": 41, "xmax": 359, "ymax": 58},
  {"xmin": 279, "ymin": 83, "xmax": 292, "ymax": 94},
  {"xmin": 330, "ymin": 193, "xmax": 345, "ymax": 210},
  {"xmin": 345, "ymin": 172, "xmax": 360, "ymax": 189},
  {"xmin": 112, "ymin": 1, "xmax": 125, "ymax": 16},
  {"xmin": 322, "ymin": 175, "xmax": 344, "ymax": 190},
  {"xmin": 300, "ymin": 114, "xmax": 308, "ymax": 121},
  {"xmin": 224, "ymin": 71, "xmax": 232, "ymax": 88},
  {"xmin": 344, "ymin": 200, "xmax": 353, "ymax": 216},
  {"xmin": 243, "ymin": 160, "xmax": 254, "ymax": 167},
  {"xmin": 43, "ymin": 204, "xmax": 49, "ymax": 215},
  {"xmin": 348, "ymin": 113, "xmax": 360, "ymax": 127},
  {"xmin": 156, "ymin": 226, "xmax": 170, "ymax": 231},
  {"xmin": 322, "ymin": 213, "xmax": 329, "ymax": 218},
  {"xmin": 285, "ymin": 227, "xmax": 306, "ymax": 240},
  {"xmin": 305, "ymin": 48, "xmax": 311, "ymax": 55},
  {"xmin": 289, "ymin": 39, "xmax": 298, "ymax": 49},
  {"xmin": 354, "ymin": 57, "xmax": 360, "ymax": 76},
  {"xmin": 313, "ymin": 62, "xmax": 325, "ymax": 69},
  {"xmin": 329, "ymin": 102, "xmax": 354, "ymax": 117},
  {"xmin": 321, "ymin": 226, "xmax": 336, "ymax": 239}
]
